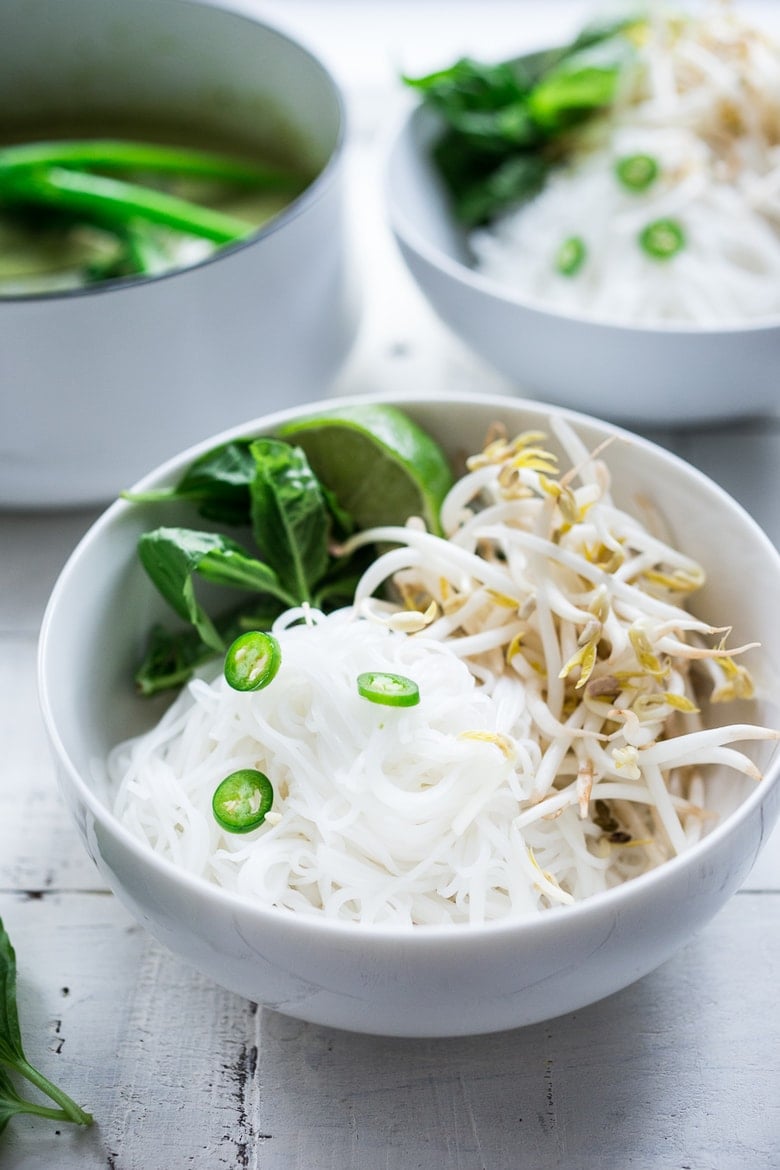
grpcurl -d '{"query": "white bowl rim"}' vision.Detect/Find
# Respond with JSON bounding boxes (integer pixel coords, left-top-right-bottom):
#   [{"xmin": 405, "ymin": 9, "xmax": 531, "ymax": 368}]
[
  {"xmin": 0, "ymin": 0, "xmax": 348, "ymax": 306},
  {"xmin": 38, "ymin": 388, "xmax": 780, "ymax": 948},
  {"xmin": 386, "ymin": 101, "xmax": 780, "ymax": 339}
]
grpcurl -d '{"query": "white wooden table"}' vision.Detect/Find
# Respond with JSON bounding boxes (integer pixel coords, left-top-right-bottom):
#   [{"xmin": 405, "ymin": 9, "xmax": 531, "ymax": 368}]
[{"xmin": 2, "ymin": 3, "xmax": 779, "ymax": 1167}]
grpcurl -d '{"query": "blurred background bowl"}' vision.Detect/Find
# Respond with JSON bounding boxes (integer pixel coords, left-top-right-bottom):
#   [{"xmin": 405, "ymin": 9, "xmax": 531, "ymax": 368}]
[
  {"xmin": 0, "ymin": 0, "xmax": 358, "ymax": 508},
  {"xmin": 38, "ymin": 390, "xmax": 780, "ymax": 1037},
  {"xmin": 386, "ymin": 103, "xmax": 780, "ymax": 427}
]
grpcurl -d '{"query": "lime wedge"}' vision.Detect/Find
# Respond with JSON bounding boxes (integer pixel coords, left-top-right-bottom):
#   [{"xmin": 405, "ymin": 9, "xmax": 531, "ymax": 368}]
[{"xmin": 277, "ymin": 403, "xmax": 453, "ymax": 534}]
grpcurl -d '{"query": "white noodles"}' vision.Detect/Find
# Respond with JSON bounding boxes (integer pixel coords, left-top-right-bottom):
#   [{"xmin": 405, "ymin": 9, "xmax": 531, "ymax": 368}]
[
  {"xmin": 111, "ymin": 417, "xmax": 779, "ymax": 926},
  {"xmin": 112, "ymin": 609, "xmax": 550, "ymax": 925},
  {"xmin": 471, "ymin": 3, "xmax": 780, "ymax": 325}
]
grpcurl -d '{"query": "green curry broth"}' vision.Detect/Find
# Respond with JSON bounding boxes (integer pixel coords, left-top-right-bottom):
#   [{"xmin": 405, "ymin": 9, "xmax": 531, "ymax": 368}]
[{"xmin": 0, "ymin": 115, "xmax": 316, "ymax": 295}]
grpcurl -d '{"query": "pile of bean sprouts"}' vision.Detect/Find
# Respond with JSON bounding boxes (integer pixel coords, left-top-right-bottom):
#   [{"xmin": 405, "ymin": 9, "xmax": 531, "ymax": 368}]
[
  {"xmin": 110, "ymin": 417, "xmax": 777, "ymax": 925},
  {"xmin": 472, "ymin": 3, "xmax": 780, "ymax": 325}
]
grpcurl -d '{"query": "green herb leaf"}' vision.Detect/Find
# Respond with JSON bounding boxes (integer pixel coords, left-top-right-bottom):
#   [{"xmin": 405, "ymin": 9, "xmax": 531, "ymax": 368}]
[
  {"xmin": 248, "ymin": 439, "xmax": 331, "ymax": 603},
  {"xmin": 448, "ymin": 150, "xmax": 549, "ymax": 227},
  {"xmin": 405, "ymin": 18, "xmax": 640, "ymax": 226},
  {"xmin": 137, "ymin": 528, "xmax": 246, "ymax": 650},
  {"xmin": 197, "ymin": 545, "xmax": 295, "ymax": 603},
  {"xmin": 123, "ymin": 438, "xmax": 256, "ymax": 526},
  {"xmin": 0, "ymin": 918, "xmax": 92, "ymax": 1133},
  {"xmin": 403, "ymin": 57, "xmax": 532, "ymax": 115},
  {"xmin": 527, "ymin": 41, "xmax": 626, "ymax": 130},
  {"xmin": 0, "ymin": 924, "xmax": 23, "ymax": 1066},
  {"xmin": 134, "ymin": 621, "xmax": 219, "ymax": 696}
]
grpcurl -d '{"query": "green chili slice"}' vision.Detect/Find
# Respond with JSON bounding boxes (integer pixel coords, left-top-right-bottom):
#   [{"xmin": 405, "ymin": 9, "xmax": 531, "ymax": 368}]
[
  {"xmin": 357, "ymin": 671, "xmax": 420, "ymax": 707},
  {"xmin": 639, "ymin": 217, "xmax": 685, "ymax": 260},
  {"xmin": 555, "ymin": 236, "xmax": 587, "ymax": 277},
  {"xmin": 212, "ymin": 769, "xmax": 274, "ymax": 833},
  {"xmin": 224, "ymin": 630, "xmax": 281, "ymax": 692},
  {"xmin": 615, "ymin": 153, "xmax": 659, "ymax": 192}
]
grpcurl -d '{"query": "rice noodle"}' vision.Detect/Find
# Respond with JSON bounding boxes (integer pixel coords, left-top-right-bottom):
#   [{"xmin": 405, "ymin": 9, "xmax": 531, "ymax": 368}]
[
  {"xmin": 471, "ymin": 3, "xmax": 780, "ymax": 325},
  {"xmin": 111, "ymin": 418, "xmax": 779, "ymax": 925}
]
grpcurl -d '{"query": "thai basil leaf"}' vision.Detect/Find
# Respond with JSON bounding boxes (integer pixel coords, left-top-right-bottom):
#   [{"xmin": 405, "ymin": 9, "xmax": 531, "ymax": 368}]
[
  {"xmin": 403, "ymin": 58, "xmax": 531, "ymax": 114},
  {"xmin": 405, "ymin": 16, "xmax": 639, "ymax": 226},
  {"xmin": 0, "ymin": 918, "xmax": 92, "ymax": 1132},
  {"xmin": 131, "ymin": 437, "xmax": 364, "ymax": 692},
  {"xmin": 438, "ymin": 102, "xmax": 540, "ymax": 150},
  {"xmin": 138, "ymin": 528, "xmax": 242, "ymax": 650},
  {"xmin": 197, "ymin": 546, "xmax": 294, "ymax": 603},
  {"xmin": 441, "ymin": 147, "xmax": 548, "ymax": 227},
  {"xmin": 0, "ymin": 925, "xmax": 23, "ymax": 1067},
  {"xmin": 527, "ymin": 40, "xmax": 631, "ymax": 129},
  {"xmin": 123, "ymin": 438, "xmax": 255, "ymax": 526},
  {"xmin": 248, "ymin": 439, "xmax": 331, "ymax": 603},
  {"xmin": 134, "ymin": 621, "xmax": 220, "ymax": 696}
]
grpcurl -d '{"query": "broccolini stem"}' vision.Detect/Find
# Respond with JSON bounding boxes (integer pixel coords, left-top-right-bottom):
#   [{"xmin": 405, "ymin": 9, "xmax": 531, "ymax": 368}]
[
  {"xmin": 0, "ymin": 165, "xmax": 254, "ymax": 244},
  {"xmin": 0, "ymin": 139, "xmax": 304, "ymax": 191}
]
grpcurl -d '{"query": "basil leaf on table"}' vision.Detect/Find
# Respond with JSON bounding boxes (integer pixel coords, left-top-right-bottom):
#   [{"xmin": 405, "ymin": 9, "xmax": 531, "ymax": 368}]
[{"xmin": 0, "ymin": 917, "xmax": 92, "ymax": 1136}]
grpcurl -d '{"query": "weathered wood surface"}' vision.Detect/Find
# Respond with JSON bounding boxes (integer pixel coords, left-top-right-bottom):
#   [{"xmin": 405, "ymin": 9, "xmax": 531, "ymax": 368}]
[{"xmin": 1, "ymin": 3, "xmax": 779, "ymax": 1167}]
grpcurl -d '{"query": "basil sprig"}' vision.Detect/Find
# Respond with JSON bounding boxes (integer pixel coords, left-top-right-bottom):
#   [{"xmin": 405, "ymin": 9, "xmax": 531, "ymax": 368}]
[
  {"xmin": 404, "ymin": 15, "xmax": 640, "ymax": 227},
  {"xmin": 0, "ymin": 917, "xmax": 92, "ymax": 1137},
  {"xmin": 126, "ymin": 437, "xmax": 370, "ymax": 696}
]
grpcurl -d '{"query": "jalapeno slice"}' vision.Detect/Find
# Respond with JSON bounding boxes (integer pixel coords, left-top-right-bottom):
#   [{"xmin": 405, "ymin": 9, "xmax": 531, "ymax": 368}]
[
  {"xmin": 639, "ymin": 217, "xmax": 685, "ymax": 260},
  {"xmin": 356, "ymin": 671, "xmax": 420, "ymax": 707},
  {"xmin": 224, "ymin": 630, "xmax": 281, "ymax": 692},
  {"xmin": 615, "ymin": 153, "xmax": 659, "ymax": 192},
  {"xmin": 212, "ymin": 768, "xmax": 274, "ymax": 833},
  {"xmin": 555, "ymin": 236, "xmax": 587, "ymax": 277}
]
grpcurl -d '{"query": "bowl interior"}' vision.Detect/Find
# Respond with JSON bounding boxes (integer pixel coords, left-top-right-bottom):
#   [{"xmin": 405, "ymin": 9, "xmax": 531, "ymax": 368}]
[
  {"xmin": 0, "ymin": 0, "xmax": 342, "ymax": 177},
  {"xmin": 41, "ymin": 393, "xmax": 780, "ymax": 840}
]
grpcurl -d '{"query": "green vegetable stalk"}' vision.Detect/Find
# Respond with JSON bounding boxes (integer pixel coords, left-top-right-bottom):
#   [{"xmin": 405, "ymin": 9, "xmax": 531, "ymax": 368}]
[
  {"xmin": 0, "ymin": 917, "xmax": 92, "ymax": 1136},
  {"xmin": 0, "ymin": 165, "xmax": 253, "ymax": 245},
  {"xmin": 0, "ymin": 138, "xmax": 308, "ymax": 283}
]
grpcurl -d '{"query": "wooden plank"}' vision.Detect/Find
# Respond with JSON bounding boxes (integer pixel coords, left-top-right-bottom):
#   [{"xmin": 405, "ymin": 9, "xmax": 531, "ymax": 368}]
[
  {"xmin": 1, "ymin": 889, "xmax": 775, "ymax": 1169},
  {"xmin": 0, "ymin": 639, "xmax": 104, "ymax": 894}
]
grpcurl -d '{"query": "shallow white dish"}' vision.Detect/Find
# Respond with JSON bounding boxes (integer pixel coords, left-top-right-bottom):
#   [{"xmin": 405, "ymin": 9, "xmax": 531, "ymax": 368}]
[
  {"xmin": 386, "ymin": 104, "xmax": 780, "ymax": 426},
  {"xmin": 0, "ymin": 0, "xmax": 358, "ymax": 508},
  {"xmin": 38, "ymin": 391, "xmax": 780, "ymax": 1037}
]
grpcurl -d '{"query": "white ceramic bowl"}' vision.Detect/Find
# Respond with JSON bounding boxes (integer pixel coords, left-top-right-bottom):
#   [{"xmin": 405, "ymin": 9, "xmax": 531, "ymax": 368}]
[
  {"xmin": 0, "ymin": 0, "xmax": 358, "ymax": 508},
  {"xmin": 38, "ymin": 391, "xmax": 780, "ymax": 1037},
  {"xmin": 386, "ymin": 104, "xmax": 780, "ymax": 426}
]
